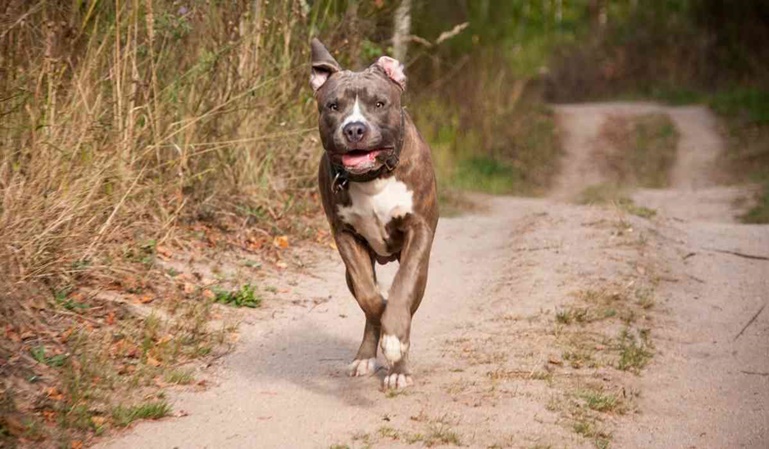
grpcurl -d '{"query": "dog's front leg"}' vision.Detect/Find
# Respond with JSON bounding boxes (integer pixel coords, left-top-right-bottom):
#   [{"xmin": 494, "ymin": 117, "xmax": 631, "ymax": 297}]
[
  {"xmin": 336, "ymin": 231, "xmax": 385, "ymax": 376},
  {"xmin": 380, "ymin": 218, "xmax": 434, "ymax": 388}
]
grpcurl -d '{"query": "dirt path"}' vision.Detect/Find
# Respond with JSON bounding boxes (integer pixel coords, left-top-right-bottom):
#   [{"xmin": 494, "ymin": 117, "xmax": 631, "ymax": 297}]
[{"xmin": 98, "ymin": 104, "xmax": 768, "ymax": 449}]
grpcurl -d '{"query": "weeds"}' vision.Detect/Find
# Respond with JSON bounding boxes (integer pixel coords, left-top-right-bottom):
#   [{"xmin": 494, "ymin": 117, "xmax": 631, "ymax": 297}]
[
  {"xmin": 213, "ymin": 284, "xmax": 262, "ymax": 308},
  {"xmin": 617, "ymin": 328, "xmax": 654, "ymax": 373},
  {"xmin": 578, "ymin": 184, "xmax": 657, "ymax": 219},
  {"xmin": 163, "ymin": 369, "xmax": 195, "ymax": 385},
  {"xmin": 111, "ymin": 401, "xmax": 172, "ymax": 427},
  {"xmin": 578, "ymin": 390, "xmax": 624, "ymax": 414}
]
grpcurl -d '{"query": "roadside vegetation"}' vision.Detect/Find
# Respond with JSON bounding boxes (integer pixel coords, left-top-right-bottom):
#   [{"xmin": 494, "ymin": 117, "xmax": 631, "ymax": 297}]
[{"xmin": 546, "ymin": 0, "xmax": 769, "ymax": 223}]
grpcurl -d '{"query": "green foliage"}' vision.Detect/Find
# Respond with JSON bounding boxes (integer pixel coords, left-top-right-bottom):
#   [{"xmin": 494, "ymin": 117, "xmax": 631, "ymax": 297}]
[
  {"xmin": 213, "ymin": 284, "xmax": 262, "ymax": 308},
  {"xmin": 740, "ymin": 183, "xmax": 769, "ymax": 224},
  {"xmin": 710, "ymin": 88, "xmax": 769, "ymax": 125},
  {"xmin": 29, "ymin": 346, "xmax": 68, "ymax": 368},
  {"xmin": 451, "ymin": 156, "xmax": 518, "ymax": 194}
]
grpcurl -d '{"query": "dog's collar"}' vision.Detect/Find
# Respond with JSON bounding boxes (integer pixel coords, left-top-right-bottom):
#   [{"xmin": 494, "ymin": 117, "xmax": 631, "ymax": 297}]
[
  {"xmin": 330, "ymin": 151, "xmax": 399, "ymax": 193},
  {"xmin": 330, "ymin": 110, "xmax": 405, "ymax": 193}
]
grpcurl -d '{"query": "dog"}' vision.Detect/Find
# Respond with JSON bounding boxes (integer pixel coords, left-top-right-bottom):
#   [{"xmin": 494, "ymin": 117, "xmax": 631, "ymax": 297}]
[{"xmin": 310, "ymin": 39, "xmax": 439, "ymax": 389}]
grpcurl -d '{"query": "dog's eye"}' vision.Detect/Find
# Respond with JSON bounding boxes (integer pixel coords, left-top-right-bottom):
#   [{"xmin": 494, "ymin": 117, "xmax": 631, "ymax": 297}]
[
  {"xmin": 375, "ymin": 101, "xmax": 385, "ymax": 109},
  {"xmin": 327, "ymin": 102, "xmax": 338, "ymax": 111}
]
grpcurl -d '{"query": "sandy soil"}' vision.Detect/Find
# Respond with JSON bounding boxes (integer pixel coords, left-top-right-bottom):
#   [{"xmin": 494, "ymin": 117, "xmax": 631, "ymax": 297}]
[{"xmin": 97, "ymin": 104, "xmax": 768, "ymax": 449}]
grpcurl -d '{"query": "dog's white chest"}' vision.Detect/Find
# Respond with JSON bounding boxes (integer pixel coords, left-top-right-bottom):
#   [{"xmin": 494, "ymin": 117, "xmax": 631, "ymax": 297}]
[{"xmin": 338, "ymin": 177, "xmax": 414, "ymax": 256}]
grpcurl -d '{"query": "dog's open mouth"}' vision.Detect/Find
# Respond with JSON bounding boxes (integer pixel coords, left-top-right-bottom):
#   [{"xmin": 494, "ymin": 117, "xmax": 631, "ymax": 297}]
[{"xmin": 341, "ymin": 149, "xmax": 384, "ymax": 171}]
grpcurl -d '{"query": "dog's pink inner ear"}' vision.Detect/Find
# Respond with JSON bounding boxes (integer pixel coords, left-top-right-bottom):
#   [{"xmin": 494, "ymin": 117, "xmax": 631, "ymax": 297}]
[
  {"xmin": 376, "ymin": 56, "xmax": 407, "ymax": 90},
  {"xmin": 310, "ymin": 69, "xmax": 331, "ymax": 92}
]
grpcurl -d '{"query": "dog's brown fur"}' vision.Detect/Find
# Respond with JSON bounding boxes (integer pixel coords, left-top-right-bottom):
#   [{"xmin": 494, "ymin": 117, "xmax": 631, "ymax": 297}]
[{"xmin": 311, "ymin": 39, "xmax": 438, "ymax": 388}]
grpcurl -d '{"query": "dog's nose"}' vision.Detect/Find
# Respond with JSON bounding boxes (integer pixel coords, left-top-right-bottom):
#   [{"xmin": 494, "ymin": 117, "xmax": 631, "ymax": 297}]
[{"xmin": 343, "ymin": 122, "xmax": 368, "ymax": 143}]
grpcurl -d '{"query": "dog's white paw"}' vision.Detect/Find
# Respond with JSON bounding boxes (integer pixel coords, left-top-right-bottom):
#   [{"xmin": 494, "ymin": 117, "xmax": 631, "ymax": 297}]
[
  {"xmin": 348, "ymin": 358, "xmax": 378, "ymax": 377},
  {"xmin": 380, "ymin": 334, "xmax": 408, "ymax": 365},
  {"xmin": 383, "ymin": 372, "xmax": 413, "ymax": 390}
]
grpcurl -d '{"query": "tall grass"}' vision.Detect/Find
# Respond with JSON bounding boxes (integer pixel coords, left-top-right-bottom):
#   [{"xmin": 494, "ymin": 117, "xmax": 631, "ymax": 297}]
[{"xmin": 0, "ymin": 1, "xmax": 330, "ymax": 299}]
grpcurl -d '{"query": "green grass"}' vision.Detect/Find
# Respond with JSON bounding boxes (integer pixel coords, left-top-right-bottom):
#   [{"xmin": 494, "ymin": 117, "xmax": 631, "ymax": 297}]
[
  {"xmin": 573, "ymin": 418, "xmax": 612, "ymax": 449},
  {"xmin": 451, "ymin": 156, "xmax": 519, "ymax": 194},
  {"xmin": 111, "ymin": 401, "xmax": 172, "ymax": 427},
  {"xmin": 419, "ymin": 95, "xmax": 560, "ymax": 200},
  {"xmin": 740, "ymin": 183, "xmax": 769, "ymax": 223},
  {"xmin": 578, "ymin": 390, "xmax": 623, "ymax": 413},
  {"xmin": 213, "ymin": 284, "xmax": 262, "ymax": 308},
  {"xmin": 29, "ymin": 346, "xmax": 68, "ymax": 368},
  {"xmin": 556, "ymin": 306, "xmax": 617, "ymax": 326},
  {"xmin": 710, "ymin": 88, "xmax": 769, "ymax": 125},
  {"xmin": 577, "ymin": 184, "xmax": 656, "ymax": 218},
  {"xmin": 163, "ymin": 369, "xmax": 195, "ymax": 385},
  {"xmin": 707, "ymin": 87, "xmax": 769, "ymax": 223},
  {"xmin": 617, "ymin": 328, "xmax": 653, "ymax": 373}
]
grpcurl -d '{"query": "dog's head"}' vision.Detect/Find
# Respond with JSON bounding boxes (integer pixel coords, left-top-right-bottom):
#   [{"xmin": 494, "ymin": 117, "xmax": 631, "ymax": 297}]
[{"xmin": 310, "ymin": 38, "xmax": 407, "ymax": 176}]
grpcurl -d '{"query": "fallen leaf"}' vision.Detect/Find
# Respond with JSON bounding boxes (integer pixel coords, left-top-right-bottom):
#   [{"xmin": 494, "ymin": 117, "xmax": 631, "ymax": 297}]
[
  {"xmin": 146, "ymin": 356, "xmax": 161, "ymax": 367},
  {"xmin": 547, "ymin": 356, "xmax": 563, "ymax": 365},
  {"xmin": 2, "ymin": 414, "xmax": 25, "ymax": 436},
  {"xmin": 5, "ymin": 325, "xmax": 20, "ymax": 343},
  {"xmin": 273, "ymin": 235, "xmax": 290, "ymax": 249},
  {"xmin": 275, "ymin": 261, "xmax": 288, "ymax": 269},
  {"xmin": 91, "ymin": 416, "xmax": 107, "ymax": 427},
  {"xmin": 71, "ymin": 440, "xmax": 83, "ymax": 449},
  {"xmin": 138, "ymin": 294, "xmax": 154, "ymax": 304},
  {"xmin": 60, "ymin": 326, "xmax": 75, "ymax": 343},
  {"xmin": 45, "ymin": 386, "xmax": 64, "ymax": 401},
  {"xmin": 202, "ymin": 289, "xmax": 216, "ymax": 300},
  {"xmin": 42, "ymin": 410, "xmax": 57, "ymax": 423},
  {"xmin": 105, "ymin": 311, "xmax": 116, "ymax": 325},
  {"xmin": 157, "ymin": 334, "xmax": 173, "ymax": 345},
  {"xmin": 182, "ymin": 282, "xmax": 196, "ymax": 294},
  {"xmin": 155, "ymin": 245, "xmax": 173, "ymax": 259}
]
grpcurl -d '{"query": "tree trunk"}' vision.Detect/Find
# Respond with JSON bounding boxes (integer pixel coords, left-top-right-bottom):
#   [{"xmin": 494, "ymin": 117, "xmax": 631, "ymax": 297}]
[{"xmin": 392, "ymin": 0, "xmax": 411, "ymax": 62}]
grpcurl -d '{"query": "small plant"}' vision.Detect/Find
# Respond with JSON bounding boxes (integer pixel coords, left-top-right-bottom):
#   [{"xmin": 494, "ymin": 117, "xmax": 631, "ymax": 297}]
[
  {"xmin": 163, "ymin": 369, "xmax": 195, "ymax": 385},
  {"xmin": 378, "ymin": 426, "xmax": 400, "ymax": 439},
  {"xmin": 617, "ymin": 328, "xmax": 653, "ymax": 373},
  {"xmin": 579, "ymin": 390, "xmax": 623, "ymax": 413},
  {"xmin": 111, "ymin": 401, "xmax": 172, "ymax": 427},
  {"xmin": 213, "ymin": 284, "xmax": 262, "ymax": 308},
  {"xmin": 29, "ymin": 347, "xmax": 68, "ymax": 368},
  {"xmin": 425, "ymin": 423, "xmax": 461, "ymax": 446}
]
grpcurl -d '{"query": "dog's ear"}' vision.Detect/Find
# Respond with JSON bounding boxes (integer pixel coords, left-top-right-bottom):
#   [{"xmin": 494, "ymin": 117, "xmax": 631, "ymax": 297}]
[
  {"xmin": 310, "ymin": 38, "xmax": 341, "ymax": 92},
  {"xmin": 374, "ymin": 56, "xmax": 407, "ymax": 91}
]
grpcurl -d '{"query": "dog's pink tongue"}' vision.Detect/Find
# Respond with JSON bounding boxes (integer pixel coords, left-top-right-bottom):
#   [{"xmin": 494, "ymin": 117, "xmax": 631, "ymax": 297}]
[{"xmin": 342, "ymin": 150, "xmax": 378, "ymax": 168}]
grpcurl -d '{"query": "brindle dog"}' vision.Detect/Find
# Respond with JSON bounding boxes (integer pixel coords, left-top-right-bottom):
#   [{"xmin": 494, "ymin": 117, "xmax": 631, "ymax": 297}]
[{"xmin": 310, "ymin": 39, "xmax": 439, "ymax": 389}]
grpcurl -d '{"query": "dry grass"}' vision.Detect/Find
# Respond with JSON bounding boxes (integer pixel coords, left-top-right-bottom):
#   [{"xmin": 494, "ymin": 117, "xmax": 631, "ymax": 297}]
[
  {"xmin": 0, "ymin": 3, "xmax": 331, "ymax": 444},
  {"xmin": 0, "ymin": 2, "xmax": 326, "ymax": 298}
]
